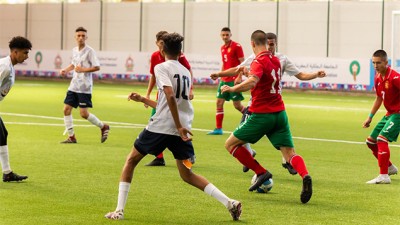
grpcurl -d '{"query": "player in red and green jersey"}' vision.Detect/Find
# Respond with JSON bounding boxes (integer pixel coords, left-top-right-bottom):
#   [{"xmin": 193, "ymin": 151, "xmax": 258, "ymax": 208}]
[
  {"xmin": 363, "ymin": 49, "xmax": 399, "ymax": 184},
  {"xmin": 145, "ymin": 31, "xmax": 194, "ymax": 167},
  {"xmin": 221, "ymin": 30, "xmax": 313, "ymax": 204},
  {"xmin": 208, "ymin": 27, "xmax": 245, "ymax": 135}
]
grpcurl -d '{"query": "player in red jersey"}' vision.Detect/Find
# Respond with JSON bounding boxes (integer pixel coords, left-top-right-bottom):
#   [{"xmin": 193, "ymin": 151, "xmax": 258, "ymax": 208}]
[
  {"xmin": 221, "ymin": 30, "xmax": 312, "ymax": 204},
  {"xmin": 363, "ymin": 49, "xmax": 399, "ymax": 184},
  {"xmin": 145, "ymin": 31, "xmax": 195, "ymax": 166},
  {"xmin": 208, "ymin": 27, "xmax": 245, "ymax": 135}
]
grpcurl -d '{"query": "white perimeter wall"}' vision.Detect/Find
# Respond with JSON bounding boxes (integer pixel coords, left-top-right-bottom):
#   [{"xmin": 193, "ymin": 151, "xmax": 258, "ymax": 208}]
[{"xmin": 1, "ymin": 1, "xmax": 400, "ymax": 58}]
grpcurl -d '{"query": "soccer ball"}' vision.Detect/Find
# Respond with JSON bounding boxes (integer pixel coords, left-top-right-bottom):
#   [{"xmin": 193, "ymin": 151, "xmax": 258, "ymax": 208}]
[{"xmin": 251, "ymin": 174, "xmax": 273, "ymax": 193}]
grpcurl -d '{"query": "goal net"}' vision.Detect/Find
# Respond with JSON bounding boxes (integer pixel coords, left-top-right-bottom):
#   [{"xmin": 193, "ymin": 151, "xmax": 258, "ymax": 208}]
[{"xmin": 392, "ymin": 11, "xmax": 400, "ymax": 71}]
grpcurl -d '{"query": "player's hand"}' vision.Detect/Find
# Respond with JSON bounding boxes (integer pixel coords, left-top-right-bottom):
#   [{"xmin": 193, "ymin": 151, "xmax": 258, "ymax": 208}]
[
  {"xmin": 189, "ymin": 89, "xmax": 194, "ymax": 100},
  {"xmin": 362, "ymin": 117, "xmax": 372, "ymax": 128},
  {"xmin": 210, "ymin": 73, "xmax": 219, "ymax": 80},
  {"xmin": 317, "ymin": 71, "xmax": 326, "ymax": 78},
  {"xmin": 128, "ymin": 92, "xmax": 143, "ymax": 102},
  {"xmin": 144, "ymin": 95, "xmax": 150, "ymax": 108},
  {"xmin": 234, "ymin": 75, "xmax": 242, "ymax": 85},
  {"xmin": 59, "ymin": 69, "xmax": 67, "ymax": 77},
  {"xmin": 178, "ymin": 127, "xmax": 193, "ymax": 142},
  {"xmin": 221, "ymin": 85, "xmax": 232, "ymax": 94},
  {"xmin": 74, "ymin": 66, "xmax": 84, "ymax": 73}
]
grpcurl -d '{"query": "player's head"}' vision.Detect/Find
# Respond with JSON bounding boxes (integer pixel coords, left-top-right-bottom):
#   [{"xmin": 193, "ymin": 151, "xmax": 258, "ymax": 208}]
[
  {"xmin": 161, "ymin": 33, "xmax": 184, "ymax": 59},
  {"xmin": 156, "ymin": 31, "xmax": 168, "ymax": 50},
  {"xmin": 9, "ymin": 36, "xmax": 32, "ymax": 65},
  {"xmin": 220, "ymin": 27, "xmax": 232, "ymax": 44},
  {"xmin": 75, "ymin": 26, "xmax": 88, "ymax": 46},
  {"xmin": 251, "ymin": 30, "xmax": 267, "ymax": 50},
  {"xmin": 266, "ymin": 32, "xmax": 277, "ymax": 54},
  {"xmin": 372, "ymin": 49, "xmax": 388, "ymax": 74}
]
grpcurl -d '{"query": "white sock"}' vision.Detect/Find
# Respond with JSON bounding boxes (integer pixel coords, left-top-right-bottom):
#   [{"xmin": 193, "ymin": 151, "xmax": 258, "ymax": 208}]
[
  {"xmin": 243, "ymin": 143, "xmax": 254, "ymax": 155},
  {"xmin": 64, "ymin": 115, "xmax": 74, "ymax": 136},
  {"xmin": 204, "ymin": 183, "xmax": 230, "ymax": 208},
  {"xmin": 87, "ymin": 113, "xmax": 104, "ymax": 128},
  {"xmin": 0, "ymin": 145, "xmax": 11, "ymax": 174},
  {"xmin": 116, "ymin": 182, "xmax": 131, "ymax": 211}
]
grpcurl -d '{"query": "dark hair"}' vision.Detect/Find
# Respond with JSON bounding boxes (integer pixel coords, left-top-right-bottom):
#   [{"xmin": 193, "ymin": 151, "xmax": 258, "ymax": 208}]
[
  {"xmin": 265, "ymin": 32, "xmax": 277, "ymax": 41},
  {"xmin": 251, "ymin": 30, "xmax": 267, "ymax": 46},
  {"xmin": 156, "ymin": 31, "xmax": 168, "ymax": 41},
  {"xmin": 9, "ymin": 36, "xmax": 32, "ymax": 50},
  {"xmin": 162, "ymin": 33, "xmax": 184, "ymax": 57},
  {"xmin": 373, "ymin": 49, "xmax": 387, "ymax": 61},
  {"xmin": 221, "ymin": 27, "xmax": 231, "ymax": 32},
  {"xmin": 75, "ymin": 26, "xmax": 87, "ymax": 33}
]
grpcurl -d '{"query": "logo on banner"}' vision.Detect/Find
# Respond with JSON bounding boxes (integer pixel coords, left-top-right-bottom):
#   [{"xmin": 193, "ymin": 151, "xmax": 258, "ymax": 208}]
[
  {"xmin": 35, "ymin": 51, "xmax": 43, "ymax": 68},
  {"xmin": 349, "ymin": 60, "xmax": 360, "ymax": 82},
  {"xmin": 54, "ymin": 54, "xmax": 62, "ymax": 69},
  {"xmin": 126, "ymin": 55, "xmax": 134, "ymax": 72}
]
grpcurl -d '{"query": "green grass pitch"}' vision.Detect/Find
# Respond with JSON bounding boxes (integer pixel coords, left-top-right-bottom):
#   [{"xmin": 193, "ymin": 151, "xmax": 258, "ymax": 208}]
[{"xmin": 0, "ymin": 79, "xmax": 399, "ymax": 225}]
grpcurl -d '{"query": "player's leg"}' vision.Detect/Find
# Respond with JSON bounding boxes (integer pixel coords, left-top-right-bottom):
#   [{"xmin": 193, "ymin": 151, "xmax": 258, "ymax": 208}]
[
  {"xmin": 78, "ymin": 93, "xmax": 110, "ymax": 143},
  {"xmin": 0, "ymin": 117, "xmax": 27, "ymax": 182},
  {"xmin": 237, "ymin": 107, "xmax": 256, "ymax": 172},
  {"xmin": 208, "ymin": 82, "xmax": 226, "ymax": 135},
  {"xmin": 61, "ymin": 91, "xmax": 78, "ymax": 143}
]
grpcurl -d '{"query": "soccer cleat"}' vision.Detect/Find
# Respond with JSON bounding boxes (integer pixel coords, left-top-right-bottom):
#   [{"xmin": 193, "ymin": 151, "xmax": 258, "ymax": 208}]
[
  {"xmin": 207, "ymin": 128, "xmax": 223, "ymax": 135},
  {"xmin": 3, "ymin": 171, "xmax": 28, "ymax": 182},
  {"xmin": 282, "ymin": 162, "xmax": 298, "ymax": 175},
  {"xmin": 388, "ymin": 164, "xmax": 398, "ymax": 176},
  {"xmin": 101, "ymin": 124, "xmax": 110, "ymax": 143},
  {"xmin": 301, "ymin": 175, "xmax": 313, "ymax": 204},
  {"xmin": 227, "ymin": 199, "xmax": 242, "ymax": 221},
  {"xmin": 249, "ymin": 171, "xmax": 273, "ymax": 191},
  {"xmin": 366, "ymin": 174, "xmax": 391, "ymax": 184},
  {"xmin": 105, "ymin": 210, "xmax": 124, "ymax": 220},
  {"xmin": 243, "ymin": 150, "xmax": 256, "ymax": 173},
  {"xmin": 60, "ymin": 135, "xmax": 77, "ymax": 144},
  {"xmin": 145, "ymin": 157, "xmax": 166, "ymax": 166}
]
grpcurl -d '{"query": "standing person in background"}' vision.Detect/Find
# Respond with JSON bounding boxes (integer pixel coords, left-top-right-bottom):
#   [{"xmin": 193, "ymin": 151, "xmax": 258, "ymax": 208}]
[
  {"xmin": 59, "ymin": 27, "xmax": 110, "ymax": 144},
  {"xmin": 0, "ymin": 36, "xmax": 31, "ymax": 182},
  {"xmin": 221, "ymin": 30, "xmax": 313, "ymax": 204},
  {"xmin": 208, "ymin": 27, "xmax": 245, "ymax": 135},
  {"xmin": 105, "ymin": 33, "xmax": 242, "ymax": 221},
  {"xmin": 144, "ymin": 30, "xmax": 195, "ymax": 166},
  {"xmin": 363, "ymin": 49, "xmax": 399, "ymax": 184}
]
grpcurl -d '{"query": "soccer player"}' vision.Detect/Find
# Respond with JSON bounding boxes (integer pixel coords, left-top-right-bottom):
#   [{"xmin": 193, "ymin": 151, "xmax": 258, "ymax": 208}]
[
  {"xmin": 144, "ymin": 31, "xmax": 194, "ymax": 166},
  {"xmin": 59, "ymin": 27, "xmax": 110, "ymax": 144},
  {"xmin": 363, "ymin": 49, "xmax": 399, "ymax": 184},
  {"xmin": 104, "ymin": 33, "xmax": 242, "ymax": 221},
  {"xmin": 208, "ymin": 27, "xmax": 245, "ymax": 135},
  {"xmin": 221, "ymin": 30, "xmax": 313, "ymax": 204},
  {"xmin": 211, "ymin": 32, "xmax": 326, "ymax": 174},
  {"xmin": 0, "ymin": 36, "xmax": 31, "ymax": 182}
]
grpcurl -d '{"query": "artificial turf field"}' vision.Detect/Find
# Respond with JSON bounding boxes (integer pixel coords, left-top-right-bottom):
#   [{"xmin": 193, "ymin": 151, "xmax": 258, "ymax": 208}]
[{"xmin": 0, "ymin": 79, "xmax": 399, "ymax": 225}]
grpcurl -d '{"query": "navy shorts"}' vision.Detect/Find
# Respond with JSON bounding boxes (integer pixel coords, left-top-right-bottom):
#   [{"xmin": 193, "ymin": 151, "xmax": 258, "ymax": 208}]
[
  {"xmin": 64, "ymin": 91, "xmax": 93, "ymax": 108},
  {"xmin": 0, "ymin": 117, "xmax": 8, "ymax": 146},
  {"xmin": 134, "ymin": 129, "xmax": 195, "ymax": 160}
]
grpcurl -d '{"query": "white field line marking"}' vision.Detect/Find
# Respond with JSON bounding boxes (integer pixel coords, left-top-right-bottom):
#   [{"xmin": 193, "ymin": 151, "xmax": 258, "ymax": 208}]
[{"xmin": 3, "ymin": 112, "xmax": 400, "ymax": 148}]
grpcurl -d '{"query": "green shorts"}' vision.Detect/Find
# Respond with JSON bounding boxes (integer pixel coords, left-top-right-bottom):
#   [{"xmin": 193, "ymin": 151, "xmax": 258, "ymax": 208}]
[
  {"xmin": 233, "ymin": 110, "xmax": 294, "ymax": 150},
  {"xmin": 216, "ymin": 81, "xmax": 244, "ymax": 102},
  {"xmin": 370, "ymin": 114, "xmax": 400, "ymax": 142}
]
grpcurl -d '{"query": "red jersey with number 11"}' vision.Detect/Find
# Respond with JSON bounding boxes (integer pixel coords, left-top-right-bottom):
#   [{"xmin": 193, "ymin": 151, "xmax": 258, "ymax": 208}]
[
  {"xmin": 375, "ymin": 66, "xmax": 400, "ymax": 116},
  {"xmin": 249, "ymin": 51, "xmax": 284, "ymax": 113}
]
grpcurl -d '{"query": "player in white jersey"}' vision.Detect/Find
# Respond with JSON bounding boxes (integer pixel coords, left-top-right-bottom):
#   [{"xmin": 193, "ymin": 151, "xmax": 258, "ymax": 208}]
[
  {"xmin": 59, "ymin": 27, "xmax": 110, "ymax": 144},
  {"xmin": 0, "ymin": 36, "xmax": 31, "ymax": 182},
  {"xmin": 210, "ymin": 32, "xmax": 326, "ymax": 174},
  {"xmin": 105, "ymin": 33, "xmax": 242, "ymax": 221}
]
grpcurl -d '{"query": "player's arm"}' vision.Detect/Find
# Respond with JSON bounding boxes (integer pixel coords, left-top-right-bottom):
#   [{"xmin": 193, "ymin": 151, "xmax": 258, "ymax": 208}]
[
  {"xmin": 363, "ymin": 96, "xmax": 382, "ymax": 128},
  {"xmin": 221, "ymin": 75, "xmax": 259, "ymax": 94},
  {"xmin": 128, "ymin": 92, "xmax": 157, "ymax": 109},
  {"xmin": 0, "ymin": 69, "xmax": 9, "ymax": 101},
  {"xmin": 164, "ymin": 86, "xmax": 193, "ymax": 141},
  {"xmin": 210, "ymin": 67, "xmax": 241, "ymax": 80},
  {"xmin": 189, "ymin": 68, "xmax": 194, "ymax": 100},
  {"xmin": 60, "ymin": 64, "xmax": 74, "ymax": 77},
  {"xmin": 295, "ymin": 71, "xmax": 326, "ymax": 81},
  {"xmin": 146, "ymin": 74, "xmax": 156, "ymax": 100},
  {"xmin": 75, "ymin": 65, "xmax": 100, "ymax": 73}
]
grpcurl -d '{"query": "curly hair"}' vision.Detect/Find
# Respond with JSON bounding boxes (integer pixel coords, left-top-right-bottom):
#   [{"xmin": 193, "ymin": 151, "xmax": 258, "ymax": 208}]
[
  {"xmin": 162, "ymin": 33, "xmax": 184, "ymax": 57},
  {"xmin": 9, "ymin": 36, "xmax": 32, "ymax": 50}
]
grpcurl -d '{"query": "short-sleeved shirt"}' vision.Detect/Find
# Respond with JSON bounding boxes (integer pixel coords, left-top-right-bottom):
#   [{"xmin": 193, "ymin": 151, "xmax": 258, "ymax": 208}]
[
  {"xmin": 249, "ymin": 51, "xmax": 284, "ymax": 113},
  {"xmin": 220, "ymin": 40, "xmax": 244, "ymax": 82},
  {"xmin": 146, "ymin": 60, "xmax": 194, "ymax": 136},
  {"xmin": 375, "ymin": 66, "xmax": 400, "ymax": 116},
  {"xmin": 0, "ymin": 56, "xmax": 15, "ymax": 101},
  {"xmin": 150, "ymin": 51, "xmax": 191, "ymax": 75},
  {"xmin": 68, "ymin": 45, "xmax": 100, "ymax": 94}
]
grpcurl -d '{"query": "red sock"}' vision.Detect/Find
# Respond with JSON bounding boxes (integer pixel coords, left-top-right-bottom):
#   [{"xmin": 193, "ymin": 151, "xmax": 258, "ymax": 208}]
[
  {"xmin": 367, "ymin": 138, "xmax": 392, "ymax": 166},
  {"xmin": 377, "ymin": 139, "xmax": 390, "ymax": 174},
  {"xmin": 216, "ymin": 108, "xmax": 224, "ymax": 129},
  {"xmin": 231, "ymin": 146, "xmax": 266, "ymax": 175},
  {"xmin": 156, "ymin": 152, "xmax": 164, "ymax": 159},
  {"xmin": 290, "ymin": 155, "xmax": 309, "ymax": 178},
  {"xmin": 238, "ymin": 105, "xmax": 245, "ymax": 114}
]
